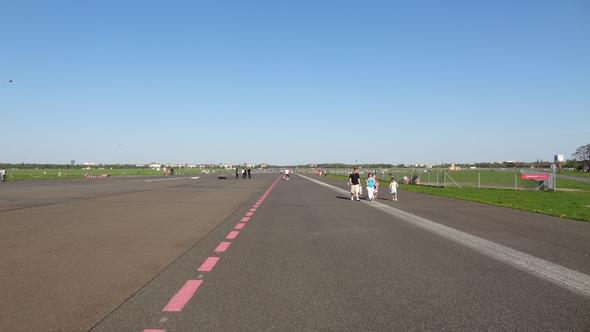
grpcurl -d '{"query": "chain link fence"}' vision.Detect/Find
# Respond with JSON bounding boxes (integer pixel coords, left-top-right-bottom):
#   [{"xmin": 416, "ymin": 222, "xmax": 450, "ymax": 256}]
[{"xmin": 308, "ymin": 168, "xmax": 555, "ymax": 191}]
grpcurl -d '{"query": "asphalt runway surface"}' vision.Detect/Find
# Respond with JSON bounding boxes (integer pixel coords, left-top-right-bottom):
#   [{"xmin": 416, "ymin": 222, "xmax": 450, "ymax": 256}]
[{"xmin": 1, "ymin": 173, "xmax": 589, "ymax": 331}]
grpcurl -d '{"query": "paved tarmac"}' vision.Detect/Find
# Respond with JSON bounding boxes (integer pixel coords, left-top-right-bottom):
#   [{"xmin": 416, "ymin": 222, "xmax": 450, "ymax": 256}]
[
  {"xmin": 0, "ymin": 174, "xmax": 274, "ymax": 332},
  {"xmin": 1, "ymin": 173, "xmax": 589, "ymax": 331}
]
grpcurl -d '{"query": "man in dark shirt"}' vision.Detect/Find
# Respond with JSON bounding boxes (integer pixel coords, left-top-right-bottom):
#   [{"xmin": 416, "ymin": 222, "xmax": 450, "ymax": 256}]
[{"xmin": 348, "ymin": 168, "xmax": 361, "ymax": 201}]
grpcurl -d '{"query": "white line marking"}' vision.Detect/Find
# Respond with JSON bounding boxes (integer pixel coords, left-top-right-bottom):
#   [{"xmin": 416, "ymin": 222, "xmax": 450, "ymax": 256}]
[
  {"xmin": 145, "ymin": 177, "xmax": 200, "ymax": 182},
  {"xmin": 297, "ymin": 173, "xmax": 590, "ymax": 297}
]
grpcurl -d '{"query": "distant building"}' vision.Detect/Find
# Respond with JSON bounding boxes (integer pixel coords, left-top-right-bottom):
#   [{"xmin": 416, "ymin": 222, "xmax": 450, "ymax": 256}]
[
  {"xmin": 149, "ymin": 163, "xmax": 163, "ymax": 170},
  {"xmin": 449, "ymin": 163, "xmax": 461, "ymax": 171},
  {"xmin": 554, "ymin": 154, "xmax": 565, "ymax": 163},
  {"xmin": 70, "ymin": 160, "xmax": 76, "ymax": 166}
]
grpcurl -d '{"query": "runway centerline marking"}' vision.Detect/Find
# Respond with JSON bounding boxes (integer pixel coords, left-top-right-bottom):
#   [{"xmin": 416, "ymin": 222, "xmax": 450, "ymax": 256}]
[
  {"xmin": 215, "ymin": 241, "xmax": 231, "ymax": 253},
  {"xmin": 298, "ymin": 173, "xmax": 590, "ymax": 298},
  {"xmin": 162, "ymin": 280, "xmax": 203, "ymax": 312},
  {"xmin": 143, "ymin": 176, "xmax": 281, "ymax": 331},
  {"xmin": 226, "ymin": 230, "xmax": 240, "ymax": 240},
  {"xmin": 197, "ymin": 257, "xmax": 220, "ymax": 272}
]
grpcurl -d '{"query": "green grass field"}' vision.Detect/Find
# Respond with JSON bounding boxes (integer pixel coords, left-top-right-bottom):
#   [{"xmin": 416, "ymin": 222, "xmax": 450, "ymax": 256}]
[
  {"xmin": 1, "ymin": 168, "xmax": 235, "ymax": 181},
  {"xmin": 326, "ymin": 174, "xmax": 590, "ymax": 222},
  {"xmin": 554, "ymin": 178, "xmax": 590, "ymax": 191},
  {"xmin": 559, "ymin": 170, "xmax": 590, "ymax": 178},
  {"xmin": 408, "ymin": 170, "xmax": 539, "ymax": 189},
  {"xmin": 364, "ymin": 168, "xmax": 590, "ymax": 191}
]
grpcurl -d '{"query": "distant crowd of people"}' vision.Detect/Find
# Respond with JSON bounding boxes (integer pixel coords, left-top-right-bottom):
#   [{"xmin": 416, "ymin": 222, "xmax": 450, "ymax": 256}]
[
  {"xmin": 236, "ymin": 167, "xmax": 251, "ymax": 179},
  {"xmin": 282, "ymin": 169, "xmax": 290, "ymax": 180},
  {"xmin": 348, "ymin": 168, "xmax": 398, "ymax": 202}
]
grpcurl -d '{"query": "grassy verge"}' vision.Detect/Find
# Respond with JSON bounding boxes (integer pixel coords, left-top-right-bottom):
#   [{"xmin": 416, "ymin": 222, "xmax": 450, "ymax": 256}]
[
  {"xmin": 325, "ymin": 174, "xmax": 590, "ymax": 222},
  {"xmin": 559, "ymin": 170, "xmax": 590, "ymax": 178},
  {"xmin": 554, "ymin": 178, "xmax": 590, "ymax": 191}
]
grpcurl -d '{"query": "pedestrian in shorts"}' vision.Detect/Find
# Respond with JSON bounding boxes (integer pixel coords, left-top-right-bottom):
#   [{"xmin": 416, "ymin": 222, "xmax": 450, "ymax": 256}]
[
  {"xmin": 349, "ymin": 168, "xmax": 361, "ymax": 201},
  {"xmin": 389, "ymin": 177, "xmax": 399, "ymax": 201}
]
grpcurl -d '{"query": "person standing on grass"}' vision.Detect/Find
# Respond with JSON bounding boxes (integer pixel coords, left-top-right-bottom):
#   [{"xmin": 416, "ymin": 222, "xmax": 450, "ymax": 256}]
[
  {"xmin": 0, "ymin": 169, "xmax": 6, "ymax": 182},
  {"xmin": 366, "ymin": 173, "xmax": 376, "ymax": 201},
  {"xmin": 235, "ymin": 168, "xmax": 239, "ymax": 178},
  {"xmin": 247, "ymin": 167, "xmax": 251, "ymax": 179},
  {"xmin": 389, "ymin": 177, "xmax": 399, "ymax": 201},
  {"xmin": 349, "ymin": 168, "xmax": 361, "ymax": 201}
]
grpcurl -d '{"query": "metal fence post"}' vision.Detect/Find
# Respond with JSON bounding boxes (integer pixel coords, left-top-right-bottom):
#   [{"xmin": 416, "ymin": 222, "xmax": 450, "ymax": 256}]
[
  {"xmin": 478, "ymin": 172, "xmax": 481, "ymax": 189},
  {"xmin": 552, "ymin": 164, "xmax": 557, "ymax": 191},
  {"xmin": 514, "ymin": 173, "xmax": 517, "ymax": 190}
]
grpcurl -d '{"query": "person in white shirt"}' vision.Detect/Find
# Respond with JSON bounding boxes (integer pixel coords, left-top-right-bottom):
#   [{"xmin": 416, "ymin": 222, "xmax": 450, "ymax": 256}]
[{"xmin": 389, "ymin": 177, "xmax": 399, "ymax": 201}]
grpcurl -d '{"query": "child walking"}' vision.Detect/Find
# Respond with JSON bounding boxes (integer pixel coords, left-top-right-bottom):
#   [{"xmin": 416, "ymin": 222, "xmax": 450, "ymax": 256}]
[
  {"xmin": 389, "ymin": 177, "xmax": 399, "ymax": 201},
  {"xmin": 366, "ymin": 173, "xmax": 376, "ymax": 201}
]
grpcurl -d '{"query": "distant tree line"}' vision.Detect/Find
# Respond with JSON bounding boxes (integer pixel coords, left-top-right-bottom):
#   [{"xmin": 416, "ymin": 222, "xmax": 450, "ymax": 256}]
[
  {"xmin": 3, "ymin": 144, "xmax": 588, "ymax": 171},
  {"xmin": 0, "ymin": 163, "xmax": 145, "ymax": 169},
  {"xmin": 572, "ymin": 143, "xmax": 590, "ymax": 171}
]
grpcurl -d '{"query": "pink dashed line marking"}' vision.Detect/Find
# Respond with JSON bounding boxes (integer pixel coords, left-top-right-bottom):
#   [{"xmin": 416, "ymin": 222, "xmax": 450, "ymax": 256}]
[
  {"xmin": 198, "ymin": 257, "xmax": 220, "ymax": 272},
  {"xmin": 215, "ymin": 241, "xmax": 231, "ymax": 253},
  {"xmin": 235, "ymin": 222, "xmax": 246, "ymax": 230},
  {"xmin": 249, "ymin": 208, "xmax": 257, "ymax": 212},
  {"xmin": 245, "ymin": 211, "xmax": 254, "ymax": 217},
  {"xmin": 226, "ymin": 230, "xmax": 240, "ymax": 240},
  {"xmin": 162, "ymin": 280, "xmax": 203, "ymax": 312},
  {"xmin": 240, "ymin": 216, "xmax": 250, "ymax": 222}
]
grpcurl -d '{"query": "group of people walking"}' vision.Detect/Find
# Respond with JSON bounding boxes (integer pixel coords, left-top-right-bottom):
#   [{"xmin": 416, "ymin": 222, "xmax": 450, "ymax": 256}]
[
  {"xmin": 236, "ymin": 168, "xmax": 251, "ymax": 179},
  {"xmin": 348, "ymin": 168, "xmax": 398, "ymax": 202}
]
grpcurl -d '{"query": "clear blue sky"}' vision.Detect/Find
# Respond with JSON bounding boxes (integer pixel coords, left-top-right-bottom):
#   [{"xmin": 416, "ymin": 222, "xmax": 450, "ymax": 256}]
[{"xmin": 1, "ymin": 0, "xmax": 589, "ymax": 165}]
